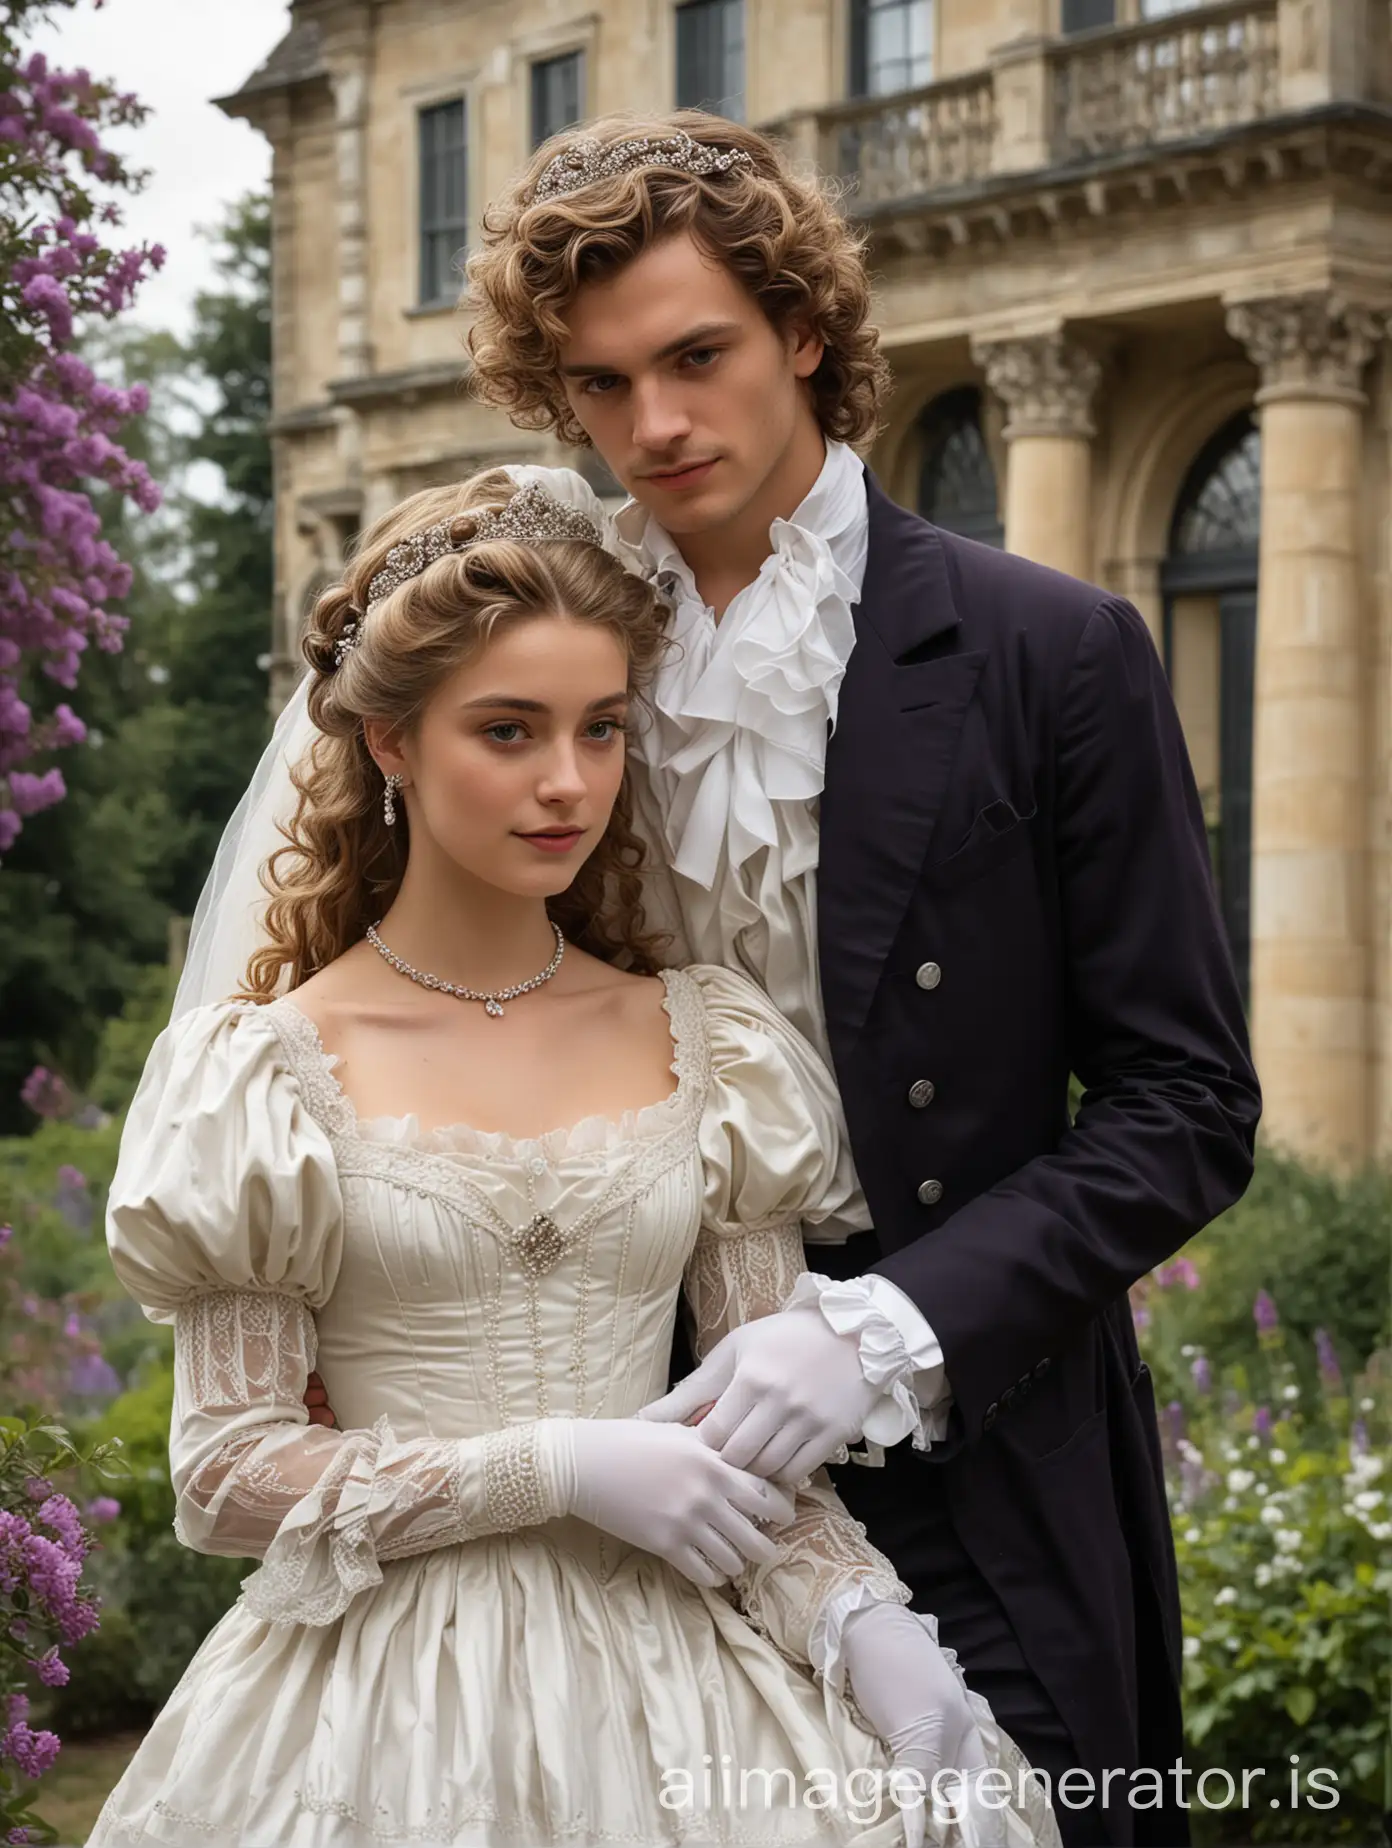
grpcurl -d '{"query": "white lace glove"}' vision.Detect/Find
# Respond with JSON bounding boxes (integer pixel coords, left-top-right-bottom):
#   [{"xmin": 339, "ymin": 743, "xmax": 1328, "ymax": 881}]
[
  {"xmin": 548, "ymin": 1418, "xmax": 797, "ymax": 1590},
  {"xmin": 637, "ymin": 1304, "xmax": 886, "ymax": 1483},
  {"xmin": 840, "ymin": 1600, "xmax": 993, "ymax": 1848}
]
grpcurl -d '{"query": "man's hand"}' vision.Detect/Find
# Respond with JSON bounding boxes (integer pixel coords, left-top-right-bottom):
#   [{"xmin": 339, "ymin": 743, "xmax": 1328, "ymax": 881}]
[
  {"xmin": 637, "ymin": 1306, "xmax": 882, "ymax": 1482},
  {"xmin": 304, "ymin": 1371, "xmax": 337, "ymax": 1429},
  {"xmin": 839, "ymin": 1601, "xmax": 992, "ymax": 1848}
]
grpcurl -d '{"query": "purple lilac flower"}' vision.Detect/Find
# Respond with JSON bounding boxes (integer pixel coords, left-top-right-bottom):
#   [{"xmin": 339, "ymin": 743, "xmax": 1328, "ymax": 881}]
[
  {"xmin": 1190, "ymin": 1355, "xmax": 1212, "ymax": 1393},
  {"xmin": 1253, "ymin": 1405, "xmax": 1273, "ymax": 1440},
  {"xmin": 1156, "ymin": 1257, "xmax": 1201, "ymax": 1290},
  {"xmin": 36, "ymin": 1492, "xmax": 86, "ymax": 1562},
  {"xmin": 1352, "ymin": 1419, "xmax": 1369, "ymax": 1456},
  {"xmin": 32, "ymin": 1648, "xmax": 68, "ymax": 1688},
  {"xmin": 23, "ymin": 1479, "xmax": 49, "ymax": 1502},
  {"xmin": 55, "ymin": 1163, "xmax": 85, "ymax": 1191},
  {"xmin": 1132, "ymin": 1303, "xmax": 1150, "ymax": 1331},
  {"xmin": 1164, "ymin": 1400, "xmax": 1186, "ymax": 1446},
  {"xmin": 85, "ymin": 1495, "xmax": 120, "ymax": 1523},
  {"xmin": 9, "ymin": 1825, "xmax": 32, "ymax": 1843},
  {"xmin": 0, "ymin": 1222, "xmax": 12, "ymax": 1249},
  {"xmin": 1314, "ymin": 1327, "xmax": 1343, "ymax": 1390},
  {"xmin": 0, "ymin": 1714, "xmax": 61, "ymax": 1779},
  {"xmin": 18, "ymin": 1067, "xmax": 71, "ymax": 1119},
  {"xmin": 68, "ymin": 1351, "xmax": 122, "ymax": 1399},
  {"xmin": 1253, "ymin": 1290, "xmax": 1279, "ymax": 1336}
]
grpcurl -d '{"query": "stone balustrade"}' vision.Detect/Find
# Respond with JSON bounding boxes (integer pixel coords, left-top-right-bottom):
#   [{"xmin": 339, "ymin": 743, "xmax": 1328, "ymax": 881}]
[{"xmin": 776, "ymin": 0, "xmax": 1293, "ymax": 207}]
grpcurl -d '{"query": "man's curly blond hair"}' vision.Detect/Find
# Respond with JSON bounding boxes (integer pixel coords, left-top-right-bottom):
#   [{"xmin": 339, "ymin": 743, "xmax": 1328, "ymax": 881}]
[{"xmin": 466, "ymin": 111, "xmax": 890, "ymax": 450}]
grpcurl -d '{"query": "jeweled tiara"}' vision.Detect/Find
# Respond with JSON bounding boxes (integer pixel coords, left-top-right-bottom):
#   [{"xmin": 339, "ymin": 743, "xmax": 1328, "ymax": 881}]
[
  {"xmin": 532, "ymin": 130, "xmax": 754, "ymax": 204},
  {"xmin": 334, "ymin": 481, "xmax": 605, "ymax": 666}
]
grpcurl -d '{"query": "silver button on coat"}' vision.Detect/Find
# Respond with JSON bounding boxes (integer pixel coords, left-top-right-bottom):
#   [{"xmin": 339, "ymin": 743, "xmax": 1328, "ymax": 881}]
[
  {"xmin": 908, "ymin": 1079, "xmax": 936, "ymax": 1108},
  {"xmin": 915, "ymin": 962, "xmax": 942, "ymax": 990},
  {"xmin": 917, "ymin": 1179, "xmax": 944, "ymax": 1206}
]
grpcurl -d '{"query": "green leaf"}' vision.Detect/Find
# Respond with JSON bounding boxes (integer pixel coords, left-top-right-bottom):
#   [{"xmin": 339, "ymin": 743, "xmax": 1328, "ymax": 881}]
[{"xmin": 1284, "ymin": 1684, "xmax": 1316, "ymax": 1725}]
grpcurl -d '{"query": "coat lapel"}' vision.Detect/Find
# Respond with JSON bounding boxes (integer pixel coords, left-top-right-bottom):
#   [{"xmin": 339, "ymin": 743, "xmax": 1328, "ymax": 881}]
[{"xmin": 819, "ymin": 473, "xmax": 986, "ymax": 1048}]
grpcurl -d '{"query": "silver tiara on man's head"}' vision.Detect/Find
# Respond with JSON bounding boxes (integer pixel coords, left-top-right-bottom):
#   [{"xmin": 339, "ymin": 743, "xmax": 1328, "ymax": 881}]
[
  {"xmin": 532, "ymin": 130, "xmax": 754, "ymax": 205},
  {"xmin": 335, "ymin": 480, "xmax": 606, "ymax": 665}
]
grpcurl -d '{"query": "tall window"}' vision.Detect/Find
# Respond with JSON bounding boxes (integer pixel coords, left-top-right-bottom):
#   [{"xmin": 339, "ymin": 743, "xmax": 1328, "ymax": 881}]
[
  {"xmin": 676, "ymin": 0, "xmax": 744, "ymax": 120},
  {"xmin": 1061, "ymin": 0, "xmax": 1115, "ymax": 30},
  {"xmin": 532, "ymin": 50, "xmax": 584, "ymax": 150},
  {"xmin": 851, "ymin": 0, "xmax": 934, "ymax": 98},
  {"xmin": 418, "ymin": 99, "xmax": 467, "ymax": 306},
  {"xmin": 1140, "ymin": 0, "xmax": 1205, "ymax": 14}
]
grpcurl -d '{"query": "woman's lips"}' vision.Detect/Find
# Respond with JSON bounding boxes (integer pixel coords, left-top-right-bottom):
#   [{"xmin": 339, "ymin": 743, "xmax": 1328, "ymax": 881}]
[
  {"xmin": 517, "ymin": 829, "xmax": 585, "ymax": 855},
  {"xmin": 645, "ymin": 458, "xmax": 717, "ymax": 492}
]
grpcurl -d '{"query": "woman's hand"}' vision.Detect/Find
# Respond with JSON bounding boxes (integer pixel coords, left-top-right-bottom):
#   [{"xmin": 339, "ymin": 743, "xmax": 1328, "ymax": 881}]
[{"xmin": 839, "ymin": 1600, "xmax": 992, "ymax": 1848}]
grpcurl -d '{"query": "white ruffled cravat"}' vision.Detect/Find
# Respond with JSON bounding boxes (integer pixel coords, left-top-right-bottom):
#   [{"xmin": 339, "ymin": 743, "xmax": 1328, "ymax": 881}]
[{"xmin": 620, "ymin": 438, "xmax": 868, "ymax": 900}]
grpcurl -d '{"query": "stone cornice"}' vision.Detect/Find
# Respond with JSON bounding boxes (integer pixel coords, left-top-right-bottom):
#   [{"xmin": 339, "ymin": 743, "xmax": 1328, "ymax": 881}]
[
  {"xmin": 971, "ymin": 332, "xmax": 1101, "ymax": 440},
  {"xmin": 326, "ymin": 360, "xmax": 468, "ymax": 410},
  {"xmin": 843, "ymin": 104, "xmax": 1392, "ymax": 260},
  {"xmin": 1225, "ymin": 291, "xmax": 1386, "ymax": 403}
]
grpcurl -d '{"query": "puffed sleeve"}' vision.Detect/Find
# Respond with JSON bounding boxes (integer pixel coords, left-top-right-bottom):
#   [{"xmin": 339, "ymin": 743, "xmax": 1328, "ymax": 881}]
[
  {"xmin": 107, "ymin": 1002, "xmax": 345, "ymax": 1321},
  {"xmin": 105, "ymin": 1004, "xmax": 574, "ymax": 1627},
  {"xmin": 682, "ymin": 967, "xmax": 914, "ymax": 1685},
  {"xmin": 691, "ymin": 963, "xmax": 871, "ymax": 1242}
]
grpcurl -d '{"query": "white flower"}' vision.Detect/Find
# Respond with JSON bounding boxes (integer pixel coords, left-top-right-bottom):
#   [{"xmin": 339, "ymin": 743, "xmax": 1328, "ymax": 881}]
[
  {"xmin": 1359, "ymin": 1397, "xmax": 1375, "ymax": 1411},
  {"xmin": 1260, "ymin": 1501, "xmax": 1284, "ymax": 1525},
  {"xmin": 1269, "ymin": 1448, "xmax": 1286, "ymax": 1464},
  {"xmin": 1181, "ymin": 1344, "xmax": 1196, "ymax": 1358},
  {"xmin": 1275, "ymin": 1528, "xmax": 1302, "ymax": 1553},
  {"xmin": 1226, "ymin": 1469, "xmax": 1255, "ymax": 1494},
  {"xmin": 1183, "ymin": 1636, "xmax": 1200, "ymax": 1659},
  {"xmin": 1254, "ymin": 1483, "xmax": 1268, "ymax": 1498},
  {"xmin": 1353, "ymin": 1490, "xmax": 1384, "ymax": 1513},
  {"xmin": 1178, "ymin": 1439, "xmax": 1204, "ymax": 1465},
  {"xmin": 1271, "ymin": 1551, "xmax": 1303, "ymax": 1577},
  {"xmin": 1222, "ymin": 1444, "xmax": 1241, "ymax": 1462},
  {"xmin": 1225, "ymin": 1636, "xmax": 1241, "ymax": 1651},
  {"xmin": 1347, "ymin": 1452, "xmax": 1384, "ymax": 1488},
  {"xmin": 1254, "ymin": 1563, "xmax": 1273, "ymax": 1588},
  {"xmin": 1282, "ymin": 1384, "xmax": 1300, "ymax": 1401},
  {"xmin": 1247, "ymin": 1435, "xmax": 1261, "ymax": 1450},
  {"xmin": 1214, "ymin": 1586, "xmax": 1238, "ymax": 1606},
  {"xmin": 1367, "ymin": 1520, "xmax": 1392, "ymax": 1542},
  {"xmin": 1222, "ymin": 1495, "xmax": 1238, "ymax": 1512},
  {"xmin": 1184, "ymin": 1527, "xmax": 1203, "ymax": 1544}
]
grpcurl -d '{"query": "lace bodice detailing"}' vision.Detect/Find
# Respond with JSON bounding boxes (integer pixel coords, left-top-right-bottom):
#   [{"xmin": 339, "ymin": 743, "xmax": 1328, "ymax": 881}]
[
  {"xmin": 172, "ymin": 1289, "xmax": 567, "ymax": 1627},
  {"xmin": 680, "ymin": 1221, "xmax": 910, "ymax": 1675}
]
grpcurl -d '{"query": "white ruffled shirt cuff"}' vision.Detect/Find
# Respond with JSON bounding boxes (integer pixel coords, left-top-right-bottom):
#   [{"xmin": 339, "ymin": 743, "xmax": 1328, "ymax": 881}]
[{"xmin": 782, "ymin": 1271, "xmax": 953, "ymax": 1457}]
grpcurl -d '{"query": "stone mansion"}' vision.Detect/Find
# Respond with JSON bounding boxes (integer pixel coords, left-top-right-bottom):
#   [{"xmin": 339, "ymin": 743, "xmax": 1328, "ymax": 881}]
[{"xmin": 222, "ymin": 0, "xmax": 1392, "ymax": 1171}]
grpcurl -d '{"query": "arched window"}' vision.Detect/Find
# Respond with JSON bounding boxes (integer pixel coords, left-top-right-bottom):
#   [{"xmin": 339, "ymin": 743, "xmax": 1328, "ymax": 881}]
[
  {"xmin": 917, "ymin": 385, "xmax": 1002, "ymax": 547},
  {"xmin": 1162, "ymin": 410, "xmax": 1261, "ymax": 1006},
  {"xmin": 1168, "ymin": 412, "xmax": 1260, "ymax": 572}
]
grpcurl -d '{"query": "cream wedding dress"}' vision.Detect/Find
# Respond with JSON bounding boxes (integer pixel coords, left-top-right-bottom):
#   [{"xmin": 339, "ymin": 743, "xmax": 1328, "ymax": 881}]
[{"xmin": 90, "ymin": 964, "xmax": 1055, "ymax": 1848}]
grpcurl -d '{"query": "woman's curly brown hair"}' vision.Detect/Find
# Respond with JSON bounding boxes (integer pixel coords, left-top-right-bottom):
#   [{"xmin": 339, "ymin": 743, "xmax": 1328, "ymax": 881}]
[
  {"xmin": 238, "ymin": 470, "xmax": 673, "ymax": 1002},
  {"xmin": 466, "ymin": 111, "xmax": 890, "ymax": 450}
]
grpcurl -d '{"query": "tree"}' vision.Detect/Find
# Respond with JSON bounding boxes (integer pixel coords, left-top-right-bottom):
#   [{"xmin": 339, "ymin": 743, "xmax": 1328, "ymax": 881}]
[
  {"xmin": 0, "ymin": 0, "xmax": 163, "ymax": 852},
  {"xmin": 147, "ymin": 191, "xmax": 271, "ymax": 917}
]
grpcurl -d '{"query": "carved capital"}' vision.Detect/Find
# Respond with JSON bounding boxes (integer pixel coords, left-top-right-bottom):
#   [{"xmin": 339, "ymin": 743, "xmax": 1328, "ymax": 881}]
[
  {"xmin": 1225, "ymin": 292, "xmax": 1384, "ymax": 403},
  {"xmin": 972, "ymin": 333, "xmax": 1101, "ymax": 439}
]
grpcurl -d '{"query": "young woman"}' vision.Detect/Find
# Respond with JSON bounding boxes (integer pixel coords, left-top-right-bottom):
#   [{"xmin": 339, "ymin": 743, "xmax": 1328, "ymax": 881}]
[{"xmin": 90, "ymin": 470, "xmax": 1055, "ymax": 1848}]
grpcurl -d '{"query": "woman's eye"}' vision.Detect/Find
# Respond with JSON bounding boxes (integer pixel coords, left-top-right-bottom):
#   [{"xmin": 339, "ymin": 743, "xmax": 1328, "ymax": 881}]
[
  {"xmin": 586, "ymin": 719, "xmax": 624, "ymax": 742},
  {"xmin": 582, "ymin": 374, "xmax": 621, "ymax": 396},
  {"xmin": 484, "ymin": 722, "xmax": 525, "ymax": 744}
]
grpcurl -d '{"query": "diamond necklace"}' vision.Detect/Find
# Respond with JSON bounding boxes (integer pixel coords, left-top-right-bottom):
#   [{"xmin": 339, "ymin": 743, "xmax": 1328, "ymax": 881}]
[{"xmin": 365, "ymin": 919, "xmax": 565, "ymax": 1019}]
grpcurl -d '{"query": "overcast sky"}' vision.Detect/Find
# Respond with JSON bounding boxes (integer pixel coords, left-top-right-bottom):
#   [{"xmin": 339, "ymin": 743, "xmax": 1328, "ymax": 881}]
[{"xmin": 31, "ymin": 0, "xmax": 293, "ymax": 338}]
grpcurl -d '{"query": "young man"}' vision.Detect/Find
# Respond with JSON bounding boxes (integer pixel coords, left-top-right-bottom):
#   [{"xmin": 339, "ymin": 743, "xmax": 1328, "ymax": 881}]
[{"xmin": 320, "ymin": 113, "xmax": 1259, "ymax": 1844}]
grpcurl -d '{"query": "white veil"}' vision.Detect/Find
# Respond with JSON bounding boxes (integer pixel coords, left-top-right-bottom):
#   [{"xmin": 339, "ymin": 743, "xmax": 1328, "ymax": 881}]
[{"xmin": 171, "ymin": 464, "xmax": 628, "ymax": 1021}]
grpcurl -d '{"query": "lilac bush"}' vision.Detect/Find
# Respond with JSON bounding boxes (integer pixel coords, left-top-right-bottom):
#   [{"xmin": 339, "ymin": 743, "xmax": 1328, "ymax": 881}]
[
  {"xmin": 0, "ymin": 0, "xmax": 163, "ymax": 857},
  {"xmin": 1, "ymin": 1212, "xmax": 123, "ymax": 1843}
]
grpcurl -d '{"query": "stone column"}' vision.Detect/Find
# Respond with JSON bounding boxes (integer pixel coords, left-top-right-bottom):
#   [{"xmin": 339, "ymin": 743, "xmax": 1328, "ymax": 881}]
[
  {"xmin": 1225, "ymin": 292, "xmax": 1383, "ymax": 1168},
  {"xmin": 971, "ymin": 332, "xmax": 1101, "ymax": 580}
]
